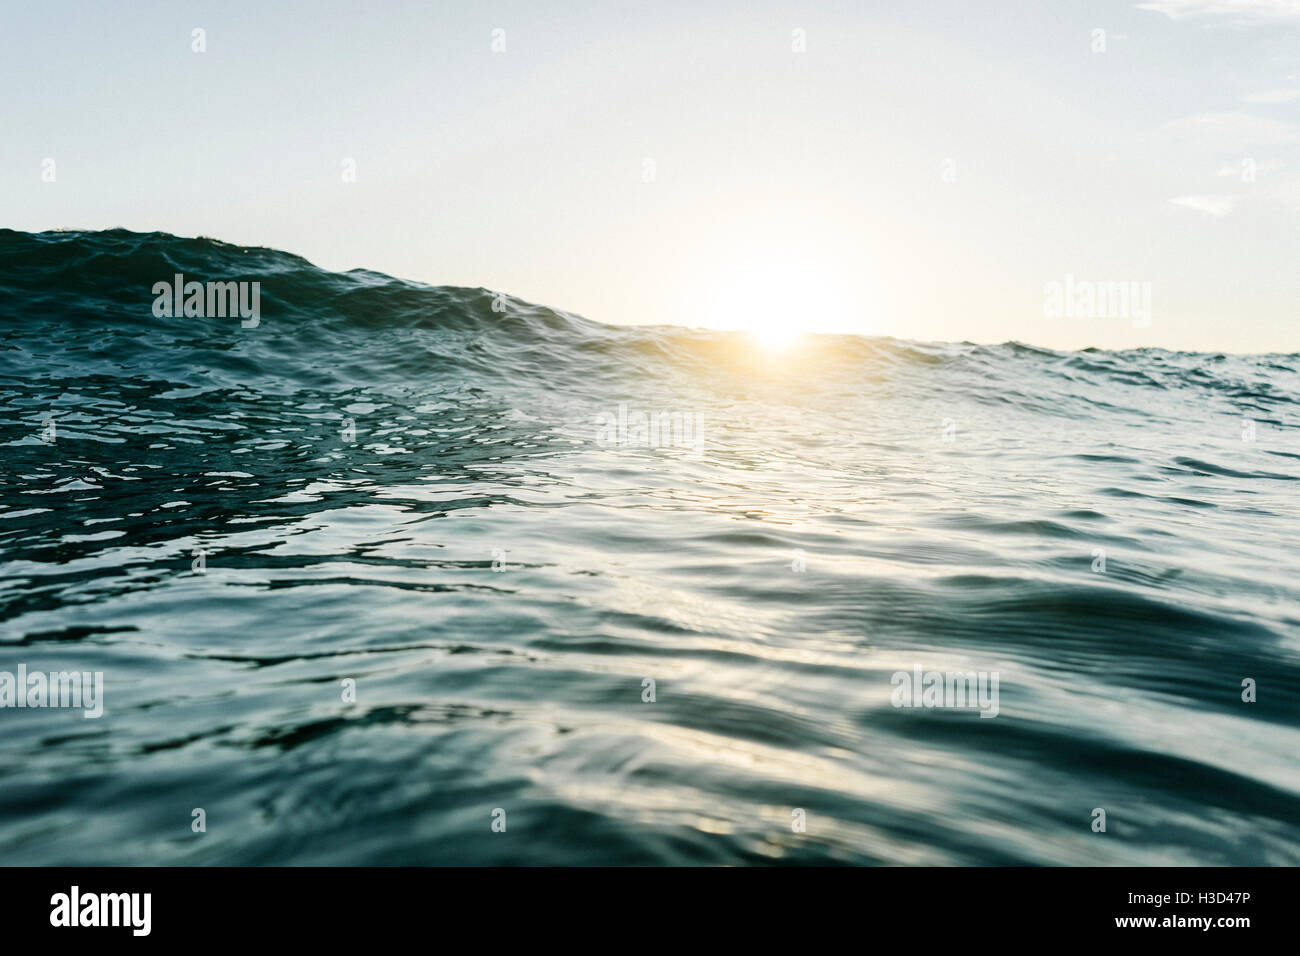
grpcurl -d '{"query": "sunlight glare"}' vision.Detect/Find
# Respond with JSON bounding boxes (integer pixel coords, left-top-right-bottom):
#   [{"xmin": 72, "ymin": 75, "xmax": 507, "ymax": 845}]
[{"xmin": 705, "ymin": 261, "xmax": 848, "ymax": 349}]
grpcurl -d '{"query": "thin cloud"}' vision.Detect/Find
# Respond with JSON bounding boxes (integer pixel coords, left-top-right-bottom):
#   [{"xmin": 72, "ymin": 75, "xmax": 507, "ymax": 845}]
[
  {"xmin": 1169, "ymin": 194, "xmax": 1236, "ymax": 215},
  {"xmin": 1160, "ymin": 112, "xmax": 1299, "ymax": 148},
  {"xmin": 1138, "ymin": 0, "xmax": 1300, "ymax": 20},
  {"xmin": 1216, "ymin": 159, "xmax": 1283, "ymax": 175},
  {"xmin": 1243, "ymin": 89, "xmax": 1300, "ymax": 103}
]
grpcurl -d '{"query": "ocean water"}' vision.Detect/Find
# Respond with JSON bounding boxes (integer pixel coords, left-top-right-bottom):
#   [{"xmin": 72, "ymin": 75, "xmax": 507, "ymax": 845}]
[{"xmin": 1, "ymin": 228, "xmax": 1297, "ymax": 865}]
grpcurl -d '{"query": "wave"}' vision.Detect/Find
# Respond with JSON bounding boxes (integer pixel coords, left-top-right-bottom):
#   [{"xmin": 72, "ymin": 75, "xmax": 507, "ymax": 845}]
[
  {"xmin": 1, "ymin": 229, "xmax": 1298, "ymax": 865},
  {"xmin": 3, "ymin": 228, "xmax": 1296, "ymax": 403}
]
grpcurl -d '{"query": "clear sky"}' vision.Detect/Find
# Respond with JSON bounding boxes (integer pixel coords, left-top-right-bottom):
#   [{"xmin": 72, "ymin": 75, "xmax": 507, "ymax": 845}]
[{"xmin": 3, "ymin": 0, "xmax": 1298, "ymax": 352}]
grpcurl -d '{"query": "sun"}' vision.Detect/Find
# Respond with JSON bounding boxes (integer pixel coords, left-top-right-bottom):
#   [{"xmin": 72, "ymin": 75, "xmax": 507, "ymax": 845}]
[
  {"xmin": 749, "ymin": 321, "xmax": 803, "ymax": 349},
  {"xmin": 704, "ymin": 260, "xmax": 847, "ymax": 348}
]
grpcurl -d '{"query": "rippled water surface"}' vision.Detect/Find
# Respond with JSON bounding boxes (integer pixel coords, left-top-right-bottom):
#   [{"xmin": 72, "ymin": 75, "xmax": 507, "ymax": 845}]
[{"xmin": 2, "ymin": 229, "xmax": 1298, "ymax": 864}]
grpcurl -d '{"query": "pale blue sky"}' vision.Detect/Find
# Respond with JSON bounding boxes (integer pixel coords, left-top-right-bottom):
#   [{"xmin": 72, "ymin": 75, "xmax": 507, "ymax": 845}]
[{"xmin": 3, "ymin": 0, "xmax": 1298, "ymax": 351}]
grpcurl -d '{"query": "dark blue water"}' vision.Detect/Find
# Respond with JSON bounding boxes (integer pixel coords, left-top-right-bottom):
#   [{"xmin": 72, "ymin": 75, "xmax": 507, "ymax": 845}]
[{"xmin": 2, "ymin": 228, "xmax": 1298, "ymax": 865}]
